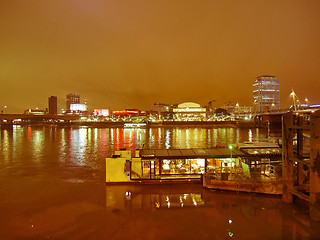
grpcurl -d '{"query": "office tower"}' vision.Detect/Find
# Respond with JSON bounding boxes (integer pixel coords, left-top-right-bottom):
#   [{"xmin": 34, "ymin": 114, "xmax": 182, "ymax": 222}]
[
  {"xmin": 48, "ymin": 96, "xmax": 58, "ymax": 115},
  {"xmin": 66, "ymin": 94, "xmax": 80, "ymax": 111},
  {"xmin": 253, "ymin": 75, "xmax": 280, "ymax": 112}
]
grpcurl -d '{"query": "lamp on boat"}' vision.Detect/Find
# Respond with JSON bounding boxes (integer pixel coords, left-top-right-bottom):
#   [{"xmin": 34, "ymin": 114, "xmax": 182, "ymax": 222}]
[{"xmin": 228, "ymin": 144, "xmax": 234, "ymax": 160}]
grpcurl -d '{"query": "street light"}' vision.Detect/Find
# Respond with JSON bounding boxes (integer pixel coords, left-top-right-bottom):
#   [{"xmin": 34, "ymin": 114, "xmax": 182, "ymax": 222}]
[
  {"xmin": 2, "ymin": 105, "xmax": 7, "ymax": 114},
  {"xmin": 290, "ymin": 89, "xmax": 297, "ymax": 111}
]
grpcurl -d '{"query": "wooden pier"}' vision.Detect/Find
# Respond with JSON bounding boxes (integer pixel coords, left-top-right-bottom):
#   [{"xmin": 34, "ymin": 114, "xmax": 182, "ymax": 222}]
[{"xmin": 282, "ymin": 110, "xmax": 320, "ymax": 221}]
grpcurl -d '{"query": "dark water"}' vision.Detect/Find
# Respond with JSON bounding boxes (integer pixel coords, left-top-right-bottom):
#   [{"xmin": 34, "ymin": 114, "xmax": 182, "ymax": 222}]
[{"xmin": 0, "ymin": 125, "xmax": 318, "ymax": 239}]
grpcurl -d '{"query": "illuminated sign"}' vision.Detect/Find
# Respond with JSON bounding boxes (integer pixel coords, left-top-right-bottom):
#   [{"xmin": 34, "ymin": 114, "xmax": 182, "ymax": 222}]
[
  {"xmin": 113, "ymin": 109, "xmax": 140, "ymax": 116},
  {"xmin": 70, "ymin": 104, "xmax": 86, "ymax": 111},
  {"xmin": 94, "ymin": 109, "xmax": 109, "ymax": 116}
]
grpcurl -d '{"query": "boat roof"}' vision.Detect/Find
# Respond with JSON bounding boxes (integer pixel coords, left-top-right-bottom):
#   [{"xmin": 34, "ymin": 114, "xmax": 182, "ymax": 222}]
[
  {"xmin": 139, "ymin": 148, "xmax": 247, "ymax": 159},
  {"xmin": 237, "ymin": 142, "xmax": 280, "ymax": 149}
]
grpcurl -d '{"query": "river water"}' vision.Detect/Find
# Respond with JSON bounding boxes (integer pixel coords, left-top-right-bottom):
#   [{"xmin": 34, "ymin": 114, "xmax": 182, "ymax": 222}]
[{"xmin": 0, "ymin": 125, "xmax": 318, "ymax": 239}]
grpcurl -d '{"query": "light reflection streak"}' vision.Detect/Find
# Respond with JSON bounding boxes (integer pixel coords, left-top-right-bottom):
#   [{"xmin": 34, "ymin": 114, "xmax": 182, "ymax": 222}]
[
  {"xmin": 165, "ymin": 129, "xmax": 171, "ymax": 149},
  {"xmin": 32, "ymin": 129, "xmax": 44, "ymax": 161},
  {"xmin": 213, "ymin": 128, "xmax": 218, "ymax": 146},
  {"xmin": 69, "ymin": 127, "xmax": 88, "ymax": 166},
  {"xmin": 249, "ymin": 129, "xmax": 253, "ymax": 142},
  {"xmin": 236, "ymin": 129, "xmax": 240, "ymax": 143},
  {"xmin": 106, "ymin": 126, "xmax": 270, "ymax": 154},
  {"xmin": 1, "ymin": 130, "xmax": 10, "ymax": 163},
  {"xmin": 106, "ymin": 187, "xmax": 205, "ymax": 210}
]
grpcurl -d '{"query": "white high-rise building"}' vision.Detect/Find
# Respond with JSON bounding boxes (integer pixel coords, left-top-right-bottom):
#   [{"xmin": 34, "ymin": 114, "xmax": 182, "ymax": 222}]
[{"xmin": 253, "ymin": 75, "xmax": 280, "ymax": 112}]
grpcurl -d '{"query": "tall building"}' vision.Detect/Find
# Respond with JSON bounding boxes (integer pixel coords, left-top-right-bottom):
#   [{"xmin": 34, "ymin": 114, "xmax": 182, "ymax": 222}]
[
  {"xmin": 48, "ymin": 96, "xmax": 58, "ymax": 115},
  {"xmin": 253, "ymin": 75, "xmax": 280, "ymax": 112},
  {"xmin": 66, "ymin": 94, "xmax": 80, "ymax": 111}
]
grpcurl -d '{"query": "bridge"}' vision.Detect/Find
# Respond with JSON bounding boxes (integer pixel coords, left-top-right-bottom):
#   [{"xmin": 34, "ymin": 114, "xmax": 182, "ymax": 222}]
[
  {"xmin": 254, "ymin": 105, "xmax": 320, "ymax": 124},
  {"xmin": 0, "ymin": 114, "xmax": 81, "ymax": 124}
]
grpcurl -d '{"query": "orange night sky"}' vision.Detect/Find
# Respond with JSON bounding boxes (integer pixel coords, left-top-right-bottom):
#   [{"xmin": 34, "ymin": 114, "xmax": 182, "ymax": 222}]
[{"xmin": 1, "ymin": 0, "xmax": 320, "ymax": 113}]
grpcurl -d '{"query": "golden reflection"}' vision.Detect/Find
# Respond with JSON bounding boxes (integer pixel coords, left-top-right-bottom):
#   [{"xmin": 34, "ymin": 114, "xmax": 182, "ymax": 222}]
[
  {"xmin": 111, "ymin": 128, "xmax": 149, "ymax": 151},
  {"xmin": 249, "ymin": 129, "xmax": 253, "ymax": 142},
  {"xmin": 69, "ymin": 127, "xmax": 88, "ymax": 166},
  {"xmin": 31, "ymin": 129, "xmax": 44, "ymax": 161},
  {"xmin": 255, "ymin": 128, "xmax": 260, "ymax": 141},
  {"xmin": 165, "ymin": 129, "xmax": 171, "ymax": 149},
  {"xmin": 1, "ymin": 129, "xmax": 10, "ymax": 163},
  {"xmin": 213, "ymin": 128, "xmax": 218, "ymax": 146},
  {"xmin": 106, "ymin": 186, "xmax": 204, "ymax": 210},
  {"xmin": 236, "ymin": 129, "xmax": 240, "ymax": 143},
  {"xmin": 107, "ymin": 127, "xmax": 268, "ymax": 151}
]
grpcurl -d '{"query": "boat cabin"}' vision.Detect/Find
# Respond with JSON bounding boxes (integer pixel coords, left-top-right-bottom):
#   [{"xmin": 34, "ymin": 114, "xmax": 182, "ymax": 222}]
[{"xmin": 106, "ymin": 148, "xmax": 247, "ymax": 183}]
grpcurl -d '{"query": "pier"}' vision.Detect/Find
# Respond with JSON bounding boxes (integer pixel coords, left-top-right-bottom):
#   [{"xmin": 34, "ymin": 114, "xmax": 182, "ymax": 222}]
[{"xmin": 282, "ymin": 110, "xmax": 320, "ymax": 221}]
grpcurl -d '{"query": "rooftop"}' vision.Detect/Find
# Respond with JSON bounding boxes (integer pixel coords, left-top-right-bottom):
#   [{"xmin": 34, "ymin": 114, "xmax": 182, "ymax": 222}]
[{"xmin": 139, "ymin": 148, "xmax": 247, "ymax": 159}]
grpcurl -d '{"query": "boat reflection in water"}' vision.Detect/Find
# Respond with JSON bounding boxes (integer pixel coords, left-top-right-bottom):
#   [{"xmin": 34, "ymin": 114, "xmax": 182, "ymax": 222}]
[
  {"xmin": 105, "ymin": 184, "xmax": 319, "ymax": 239},
  {"xmin": 106, "ymin": 184, "xmax": 205, "ymax": 211}
]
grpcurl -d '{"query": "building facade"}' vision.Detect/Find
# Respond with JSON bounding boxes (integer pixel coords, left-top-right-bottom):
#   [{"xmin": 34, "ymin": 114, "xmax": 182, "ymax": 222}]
[
  {"xmin": 253, "ymin": 75, "xmax": 280, "ymax": 112},
  {"xmin": 48, "ymin": 96, "xmax": 58, "ymax": 115},
  {"xmin": 66, "ymin": 94, "xmax": 80, "ymax": 111},
  {"xmin": 173, "ymin": 102, "xmax": 206, "ymax": 121},
  {"xmin": 152, "ymin": 103, "xmax": 171, "ymax": 113},
  {"xmin": 224, "ymin": 102, "xmax": 235, "ymax": 114}
]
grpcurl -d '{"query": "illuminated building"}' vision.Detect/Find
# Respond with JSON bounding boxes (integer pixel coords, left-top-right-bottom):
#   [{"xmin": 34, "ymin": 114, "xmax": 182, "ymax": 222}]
[
  {"xmin": 48, "ymin": 96, "xmax": 57, "ymax": 115},
  {"xmin": 94, "ymin": 109, "xmax": 109, "ymax": 117},
  {"xmin": 173, "ymin": 102, "xmax": 206, "ymax": 121},
  {"xmin": 70, "ymin": 104, "xmax": 87, "ymax": 112},
  {"xmin": 253, "ymin": 76, "xmax": 280, "ymax": 112},
  {"xmin": 152, "ymin": 103, "xmax": 171, "ymax": 113},
  {"xmin": 113, "ymin": 109, "xmax": 140, "ymax": 118},
  {"xmin": 224, "ymin": 102, "xmax": 235, "ymax": 114},
  {"xmin": 151, "ymin": 103, "xmax": 177, "ymax": 120},
  {"xmin": 234, "ymin": 105, "xmax": 253, "ymax": 119},
  {"xmin": 24, "ymin": 108, "xmax": 46, "ymax": 115},
  {"xmin": 66, "ymin": 93, "xmax": 80, "ymax": 111}
]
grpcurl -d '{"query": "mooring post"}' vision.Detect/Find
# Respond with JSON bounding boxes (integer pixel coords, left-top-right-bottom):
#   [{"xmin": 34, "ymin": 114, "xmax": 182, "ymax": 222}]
[
  {"xmin": 282, "ymin": 112, "xmax": 294, "ymax": 203},
  {"xmin": 310, "ymin": 110, "xmax": 320, "ymax": 221}
]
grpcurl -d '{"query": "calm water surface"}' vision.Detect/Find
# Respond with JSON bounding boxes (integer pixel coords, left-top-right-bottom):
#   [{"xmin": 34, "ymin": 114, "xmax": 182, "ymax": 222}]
[{"xmin": 0, "ymin": 125, "xmax": 318, "ymax": 239}]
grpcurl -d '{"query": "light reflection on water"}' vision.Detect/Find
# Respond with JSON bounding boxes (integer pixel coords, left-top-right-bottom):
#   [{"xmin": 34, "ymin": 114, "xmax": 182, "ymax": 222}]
[
  {"xmin": 2, "ymin": 125, "xmax": 318, "ymax": 239},
  {"xmin": 105, "ymin": 184, "xmax": 317, "ymax": 239}
]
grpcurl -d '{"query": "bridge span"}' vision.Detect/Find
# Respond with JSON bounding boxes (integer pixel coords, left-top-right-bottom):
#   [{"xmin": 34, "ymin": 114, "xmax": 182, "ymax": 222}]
[{"xmin": 0, "ymin": 114, "xmax": 81, "ymax": 123}]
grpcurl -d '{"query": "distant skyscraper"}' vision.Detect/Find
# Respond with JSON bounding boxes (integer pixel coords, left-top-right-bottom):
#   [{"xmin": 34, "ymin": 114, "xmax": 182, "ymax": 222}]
[
  {"xmin": 253, "ymin": 75, "xmax": 280, "ymax": 112},
  {"xmin": 48, "ymin": 96, "xmax": 58, "ymax": 115},
  {"xmin": 66, "ymin": 94, "xmax": 80, "ymax": 111}
]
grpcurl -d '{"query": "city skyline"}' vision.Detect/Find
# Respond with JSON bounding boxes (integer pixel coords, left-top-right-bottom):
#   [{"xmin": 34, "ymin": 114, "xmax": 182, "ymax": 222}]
[{"xmin": 1, "ymin": 0, "xmax": 320, "ymax": 113}]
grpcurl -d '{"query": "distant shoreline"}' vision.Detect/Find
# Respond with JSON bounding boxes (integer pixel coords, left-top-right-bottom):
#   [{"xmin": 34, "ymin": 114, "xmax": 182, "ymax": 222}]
[{"xmin": 1, "ymin": 120, "xmax": 280, "ymax": 128}]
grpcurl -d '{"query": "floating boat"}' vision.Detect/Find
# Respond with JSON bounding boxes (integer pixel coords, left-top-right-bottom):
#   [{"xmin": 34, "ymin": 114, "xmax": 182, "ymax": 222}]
[
  {"xmin": 124, "ymin": 122, "xmax": 147, "ymax": 128},
  {"xmin": 237, "ymin": 141, "xmax": 281, "ymax": 156},
  {"xmin": 237, "ymin": 141, "xmax": 280, "ymax": 149},
  {"xmin": 105, "ymin": 147, "xmax": 282, "ymax": 194}
]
